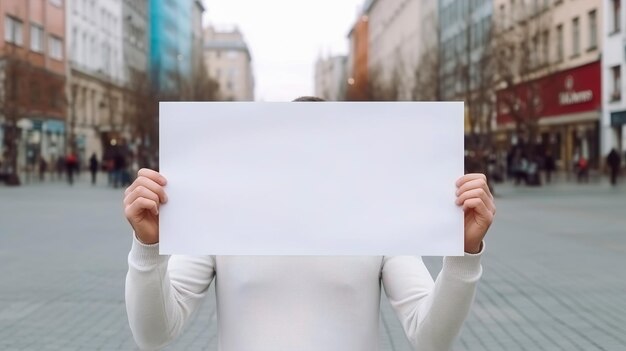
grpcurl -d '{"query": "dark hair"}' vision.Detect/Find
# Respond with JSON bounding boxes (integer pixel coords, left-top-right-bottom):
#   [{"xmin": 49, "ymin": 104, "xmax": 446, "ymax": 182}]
[{"xmin": 292, "ymin": 96, "xmax": 325, "ymax": 102}]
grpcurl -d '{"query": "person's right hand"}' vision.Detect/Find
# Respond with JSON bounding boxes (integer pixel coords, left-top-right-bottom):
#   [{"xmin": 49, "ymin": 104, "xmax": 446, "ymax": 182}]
[{"xmin": 124, "ymin": 168, "xmax": 168, "ymax": 245}]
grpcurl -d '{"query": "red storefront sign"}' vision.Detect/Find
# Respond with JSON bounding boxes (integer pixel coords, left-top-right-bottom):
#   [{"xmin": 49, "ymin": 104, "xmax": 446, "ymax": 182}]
[{"xmin": 497, "ymin": 61, "xmax": 601, "ymax": 125}]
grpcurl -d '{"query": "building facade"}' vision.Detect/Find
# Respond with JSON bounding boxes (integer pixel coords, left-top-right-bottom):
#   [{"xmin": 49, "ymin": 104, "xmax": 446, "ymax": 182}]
[
  {"xmin": 67, "ymin": 0, "xmax": 126, "ymax": 166},
  {"xmin": 0, "ymin": 0, "xmax": 67, "ymax": 178},
  {"xmin": 494, "ymin": 0, "xmax": 603, "ymax": 170},
  {"xmin": 191, "ymin": 0, "xmax": 205, "ymax": 79},
  {"xmin": 602, "ymin": 0, "xmax": 626, "ymax": 164},
  {"xmin": 439, "ymin": 0, "xmax": 493, "ymax": 101},
  {"xmin": 122, "ymin": 0, "xmax": 148, "ymax": 83},
  {"xmin": 314, "ymin": 55, "xmax": 347, "ymax": 101},
  {"xmin": 203, "ymin": 26, "xmax": 254, "ymax": 101},
  {"xmin": 365, "ymin": 0, "xmax": 435, "ymax": 100},
  {"xmin": 346, "ymin": 11, "xmax": 370, "ymax": 101},
  {"xmin": 149, "ymin": 0, "xmax": 193, "ymax": 95}
]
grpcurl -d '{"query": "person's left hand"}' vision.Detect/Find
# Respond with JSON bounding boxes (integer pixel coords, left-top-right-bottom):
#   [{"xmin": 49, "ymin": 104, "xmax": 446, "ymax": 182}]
[{"xmin": 455, "ymin": 173, "xmax": 496, "ymax": 254}]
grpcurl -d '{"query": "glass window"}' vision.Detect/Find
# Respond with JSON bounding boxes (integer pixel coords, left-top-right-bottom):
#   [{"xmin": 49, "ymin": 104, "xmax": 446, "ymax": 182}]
[
  {"xmin": 588, "ymin": 10, "xmax": 597, "ymax": 49},
  {"xmin": 612, "ymin": 0, "xmax": 621, "ymax": 32},
  {"xmin": 30, "ymin": 24, "xmax": 44, "ymax": 53},
  {"xmin": 572, "ymin": 17, "xmax": 580, "ymax": 56},
  {"xmin": 49, "ymin": 0, "xmax": 63, "ymax": 7},
  {"xmin": 49, "ymin": 35, "xmax": 63, "ymax": 60},
  {"xmin": 556, "ymin": 24, "xmax": 563, "ymax": 61},
  {"xmin": 542, "ymin": 30, "xmax": 549, "ymax": 65},
  {"xmin": 4, "ymin": 16, "xmax": 23, "ymax": 46},
  {"xmin": 611, "ymin": 65, "xmax": 621, "ymax": 101}
]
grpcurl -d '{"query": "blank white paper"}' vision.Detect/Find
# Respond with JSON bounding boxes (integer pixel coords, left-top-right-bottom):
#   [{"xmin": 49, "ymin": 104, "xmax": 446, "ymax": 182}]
[{"xmin": 159, "ymin": 102, "xmax": 464, "ymax": 256}]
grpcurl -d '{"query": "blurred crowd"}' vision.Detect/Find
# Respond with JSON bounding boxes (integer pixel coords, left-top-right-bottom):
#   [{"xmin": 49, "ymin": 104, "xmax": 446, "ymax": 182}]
[{"xmin": 0, "ymin": 150, "xmax": 137, "ymax": 188}]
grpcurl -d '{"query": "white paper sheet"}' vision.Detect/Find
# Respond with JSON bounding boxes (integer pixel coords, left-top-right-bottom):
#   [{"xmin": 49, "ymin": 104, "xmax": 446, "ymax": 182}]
[{"xmin": 159, "ymin": 102, "xmax": 464, "ymax": 255}]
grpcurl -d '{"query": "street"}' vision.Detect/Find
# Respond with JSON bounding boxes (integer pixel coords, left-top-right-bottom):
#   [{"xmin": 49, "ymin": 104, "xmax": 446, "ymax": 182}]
[{"xmin": 1, "ymin": 175, "xmax": 625, "ymax": 350}]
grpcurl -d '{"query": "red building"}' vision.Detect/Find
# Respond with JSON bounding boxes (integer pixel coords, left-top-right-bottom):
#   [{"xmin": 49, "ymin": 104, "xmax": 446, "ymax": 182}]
[
  {"xmin": 346, "ymin": 14, "xmax": 369, "ymax": 101},
  {"xmin": 0, "ymin": 0, "xmax": 67, "ymax": 176},
  {"xmin": 496, "ymin": 61, "xmax": 602, "ymax": 170}
]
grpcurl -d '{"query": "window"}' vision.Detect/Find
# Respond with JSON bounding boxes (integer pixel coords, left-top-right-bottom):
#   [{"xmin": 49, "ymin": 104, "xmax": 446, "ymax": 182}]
[
  {"xmin": 572, "ymin": 17, "xmax": 580, "ymax": 56},
  {"xmin": 509, "ymin": 0, "xmax": 515, "ymax": 27},
  {"xmin": 30, "ymin": 24, "xmax": 44, "ymax": 52},
  {"xmin": 612, "ymin": 0, "xmax": 621, "ymax": 33},
  {"xmin": 588, "ymin": 10, "xmax": 597, "ymax": 49},
  {"xmin": 499, "ymin": 4, "xmax": 506, "ymax": 28},
  {"xmin": 542, "ymin": 30, "xmax": 549, "ymax": 65},
  {"xmin": 556, "ymin": 24, "xmax": 563, "ymax": 61},
  {"xmin": 4, "ymin": 16, "xmax": 23, "ymax": 45},
  {"xmin": 611, "ymin": 65, "xmax": 621, "ymax": 101},
  {"xmin": 49, "ymin": 0, "xmax": 63, "ymax": 7},
  {"xmin": 49, "ymin": 35, "xmax": 63, "ymax": 60},
  {"xmin": 532, "ymin": 34, "xmax": 539, "ymax": 67}
]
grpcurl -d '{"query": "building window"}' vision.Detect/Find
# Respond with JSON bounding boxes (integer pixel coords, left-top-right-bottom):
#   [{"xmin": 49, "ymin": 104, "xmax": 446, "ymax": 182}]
[
  {"xmin": 49, "ymin": 0, "xmax": 63, "ymax": 7},
  {"xmin": 542, "ymin": 30, "xmax": 549, "ymax": 65},
  {"xmin": 588, "ymin": 10, "xmax": 597, "ymax": 49},
  {"xmin": 509, "ymin": 0, "xmax": 515, "ymax": 28},
  {"xmin": 572, "ymin": 17, "xmax": 580, "ymax": 57},
  {"xmin": 30, "ymin": 24, "xmax": 44, "ymax": 52},
  {"xmin": 611, "ymin": 66, "xmax": 621, "ymax": 101},
  {"xmin": 49, "ymin": 35, "xmax": 63, "ymax": 60},
  {"xmin": 4, "ymin": 16, "xmax": 23, "ymax": 46},
  {"xmin": 532, "ymin": 34, "xmax": 539, "ymax": 67},
  {"xmin": 612, "ymin": 0, "xmax": 621, "ymax": 33},
  {"xmin": 556, "ymin": 24, "xmax": 563, "ymax": 61}
]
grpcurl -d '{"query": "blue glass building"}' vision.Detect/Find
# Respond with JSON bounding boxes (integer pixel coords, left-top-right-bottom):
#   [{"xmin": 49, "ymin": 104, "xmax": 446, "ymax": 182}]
[
  {"xmin": 149, "ymin": 0, "xmax": 193, "ymax": 94},
  {"xmin": 438, "ymin": 0, "xmax": 493, "ymax": 100}
]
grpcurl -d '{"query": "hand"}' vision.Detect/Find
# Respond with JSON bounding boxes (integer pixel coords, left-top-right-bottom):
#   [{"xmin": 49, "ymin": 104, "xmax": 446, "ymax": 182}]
[
  {"xmin": 455, "ymin": 174, "xmax": 496, "ymax": 254},
  {"xmin": 123, "ymin": 168, "xmax": 168, "ymax": 245}
]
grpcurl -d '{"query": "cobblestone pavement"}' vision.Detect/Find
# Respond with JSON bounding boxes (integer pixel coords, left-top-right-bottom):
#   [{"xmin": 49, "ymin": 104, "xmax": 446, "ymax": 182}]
[{"xmin": 0, "ymin": 174, "xmax": 625, "ymax": 350}]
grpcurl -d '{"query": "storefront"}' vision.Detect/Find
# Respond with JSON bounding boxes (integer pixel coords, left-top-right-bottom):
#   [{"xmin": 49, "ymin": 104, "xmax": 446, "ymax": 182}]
[{"xmin": 496, "ymin": 61, "xmax": 601, "ymax": 170}]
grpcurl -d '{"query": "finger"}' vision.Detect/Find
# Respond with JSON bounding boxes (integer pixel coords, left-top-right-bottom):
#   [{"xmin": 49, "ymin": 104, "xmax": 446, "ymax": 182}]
[
  {"xmin": 137, "ymin": 168, "xmax": 167, "ymax": 186},
  {"xmin": 125, "ymin": 197, "xmax": 159, "ymax": 218},
  {"xmin": 456, "ymin": 179, "xmax": 493, "ymax": 199},
  {"xmin": 125, "ymin": 176, "xmax": 168, "ymax": 203},
  {"xmin": 462, "ymin": 198, "xmax": 493, "ymax": 221},
  {"xmin": 124, "ymin": 185, "xmax": 160, "ymax": 206},
  {"xmin": 456, "ymin": 173, "xmax": 487, "ymax": 187},
  {"xmin": 456, "ymin": 188, "xmax": 494, "ymax": 210}
]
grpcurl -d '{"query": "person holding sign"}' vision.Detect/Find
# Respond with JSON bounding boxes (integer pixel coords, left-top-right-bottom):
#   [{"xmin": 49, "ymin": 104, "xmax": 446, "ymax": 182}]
[{"xmin": 124, "ymin": 100, "xmax": 496, "ymax": 351}]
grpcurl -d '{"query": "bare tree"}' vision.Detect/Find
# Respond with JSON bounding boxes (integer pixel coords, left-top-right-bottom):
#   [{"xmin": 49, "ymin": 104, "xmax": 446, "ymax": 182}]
[
  {"xmin": 412, "ymin": 13, "xmax": 442, "ymax": 101},
  {"xmin": 492, "ymin": 5, "xmax": 557, "ymax": 162},
  {"xmin": 367, "ymin": 61, "xmax": 403, "ymax": 101}
]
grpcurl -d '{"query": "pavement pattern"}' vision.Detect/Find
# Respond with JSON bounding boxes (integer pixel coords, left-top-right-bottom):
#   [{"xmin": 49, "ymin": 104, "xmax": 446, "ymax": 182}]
[{"xmin": 1, "ymin": 174, "xmax": 625, "ymax": 350}]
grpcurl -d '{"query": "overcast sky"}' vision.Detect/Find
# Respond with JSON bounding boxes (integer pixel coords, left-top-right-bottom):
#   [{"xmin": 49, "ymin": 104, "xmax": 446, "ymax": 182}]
[{"xmin": 203, "ymin": 0, "xmax": 364, "ymax": 101}]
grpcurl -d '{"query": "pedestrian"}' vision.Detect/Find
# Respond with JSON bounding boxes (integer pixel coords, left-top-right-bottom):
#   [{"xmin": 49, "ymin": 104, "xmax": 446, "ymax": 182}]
[
  {"xmin": 66, "ymin": 152, "xmax": 78, "ymax": 185},
  {"xmin": 89, "ymin": 153, "xmax": 99, "ymax": 185},
  {"xmin": 38, "ymin": 156, "xmax": 48, "ymax": 182},
  {"xmin": 544, "ymin": 150, "xmax": 555, "ymax": 184},
  {"xmin": 113, "ymin": 151, "xmax": 127, "ymax": 188},
  {"xmin": 577, "ymin": 155, "xmax": 589, "ymax": 183},
  {"xmin": 123, "ymin": 97, "xmax": 497, "ymax": 350},
  {"xmin": 607, "ymin": 148, "xmax": 621, "ymax": 186},
  {"xmin": 56, "ymin": 156, "xmax": 64, "ymax": 181}
]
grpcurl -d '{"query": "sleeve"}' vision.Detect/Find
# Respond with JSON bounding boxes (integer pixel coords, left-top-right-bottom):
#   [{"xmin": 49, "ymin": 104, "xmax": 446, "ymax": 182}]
[
  {"xmin": 382, "ymin": 243, "xmax": 484, "ymax": 351},
  {"xmin": 125, "ymin": 234, "xmax": 216, "ymax": 350}
]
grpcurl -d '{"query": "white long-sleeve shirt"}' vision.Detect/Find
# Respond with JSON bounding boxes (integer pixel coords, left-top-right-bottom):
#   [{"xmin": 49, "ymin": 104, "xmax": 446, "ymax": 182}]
[{"xmin": 125, "ymin": 236, "xmax": 483, "ymax": 351}]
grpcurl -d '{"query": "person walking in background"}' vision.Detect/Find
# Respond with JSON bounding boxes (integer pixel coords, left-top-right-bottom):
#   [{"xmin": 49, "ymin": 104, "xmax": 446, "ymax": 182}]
[
  {"xmin": 607, "ymin": 148, "xmax": 621, "ymax": 186},
  {"xmin": 38, "ymin": 156, "xmax": 48, "ymax": 182},
  {"xmin": 544, "ymin": 150, "xmax": 555, "ymax": 184},
  {"xmin": 113, "ymin": 151, "xmax": 127, "ymax": 188},
  {"xmin": 56, "ymin": 155, "xmax": 65, "ymax": 181},
  {"xmin": 89, "ymin": 153, "xmax": 99, "ymax": 185},
  {"xmin": 66, "ymin": 152, "xmax": 78, "ymax": 185},
  {"xmin": 577, "ymin": 155, "xmax": 589, "ymax": 183}
]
